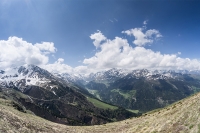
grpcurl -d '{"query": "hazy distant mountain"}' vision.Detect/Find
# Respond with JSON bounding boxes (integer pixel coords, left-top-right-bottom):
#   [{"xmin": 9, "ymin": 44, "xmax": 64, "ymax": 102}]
[{"xmin": 63, "ymin": 68, "xmax": 200, "ymax": 113}]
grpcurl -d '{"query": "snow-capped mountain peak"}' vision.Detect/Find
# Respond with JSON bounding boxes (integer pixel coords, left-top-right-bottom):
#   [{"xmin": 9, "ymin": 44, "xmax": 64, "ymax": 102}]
[
  {"xmin": 79, "ymin": 68, "xmax": 200, "ymax": 82},
  {"xmin": 2, "ymin": 65, "xmax": 200, "ymax": 91},
  {"xmin": 0, "ymin": 64, "xmax": 54, "ymax": 92}
]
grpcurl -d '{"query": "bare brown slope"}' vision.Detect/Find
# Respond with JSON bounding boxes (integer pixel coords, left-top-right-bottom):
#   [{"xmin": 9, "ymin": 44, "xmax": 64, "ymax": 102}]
[
  {"xmin": 1, "ymin": 92, "xmax": 200, "ymax": 133},
  {"xmin": 0, "ymin": 99, "xmax": 71, "ymax": 133}
]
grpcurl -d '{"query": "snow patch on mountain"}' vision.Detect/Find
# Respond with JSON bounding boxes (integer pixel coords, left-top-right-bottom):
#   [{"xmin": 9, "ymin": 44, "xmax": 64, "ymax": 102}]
[
  {"xmin": 1, "ymin": 64, "xmax": 200, "ymax": 91},
  {"xmin": 51, "ymin": 68, "xmax": 200, "ymax": 84},
  {"xmin": 0, "ymin": 64, "xmax": 53, "ymax": 92}
]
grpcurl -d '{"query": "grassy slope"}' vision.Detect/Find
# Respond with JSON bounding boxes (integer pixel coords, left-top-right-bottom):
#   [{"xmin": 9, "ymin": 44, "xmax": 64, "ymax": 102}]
[
  {"xmin": 86, "ymin": 97, "xmax": 118, "ymax": 110},
  {"xmin": 1, "ymin": 92, "xmax": 200, "ymax": 132},
  {"xmin": 111, "ymin": 89, "xmax": 136, "ymax": 99},
  {"xmin": 0, "ymin": 99, "xmax": 71, "ymax": 133},
  {"xmin": 82, "ymin": 92, "xmax": 200, "ymax": 133}
]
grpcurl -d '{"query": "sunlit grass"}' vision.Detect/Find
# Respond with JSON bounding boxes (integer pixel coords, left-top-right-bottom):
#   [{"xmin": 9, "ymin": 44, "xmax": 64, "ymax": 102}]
[
  {"xmin": 87, "ymin": 97, "xmax": 118, "ymax": 110},
  {"xmin": 111, "ymin": 89, "xmax": 136, "ymax": 99}
]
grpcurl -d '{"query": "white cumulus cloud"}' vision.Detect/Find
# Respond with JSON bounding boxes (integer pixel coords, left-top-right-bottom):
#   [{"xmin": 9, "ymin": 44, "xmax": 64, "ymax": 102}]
[
  {"xmin": 82, "ymin": 31, "xmax": 200, "ymax": 73},
  {"xmin": 43, "ymin": 58, "xmax": 91, "ymax": 75},
  {"xmin": 42, "ymin": 58, "xmax": 74, "ymax": 74},
  {"xmin": 1, "ymin": 29, "xmax": 200, "ymax": 75},
  {"xmin": 90, "ymin": 30, "xmax": 107, "ymax": 48},
  {"xmin": 0, "ymin": 36, "xmax": 56, "ymax": 70},
  {"xmin": 122, "ymin": 28, "xmax": 162, "ymax": 46},
  {"xmin": 35, "ymin": 42, "xmax": 57, "ymax": 53}
]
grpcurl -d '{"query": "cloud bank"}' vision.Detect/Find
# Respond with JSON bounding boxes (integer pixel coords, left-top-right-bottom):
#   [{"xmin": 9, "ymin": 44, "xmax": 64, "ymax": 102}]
[
  {"xmin": 43, "ymin": 58, "xmax": 74, "ymax": 74},
  {"xmin": 0, "ymin": 36, "xmax": 56, "ymax": 70},
  {"xmin": 1, "ymin": 26, "xmax": 200, "ymax": 75},
  {"xmin": 82, "ymin": 31, "xmax": 200, "ymax": 73}
]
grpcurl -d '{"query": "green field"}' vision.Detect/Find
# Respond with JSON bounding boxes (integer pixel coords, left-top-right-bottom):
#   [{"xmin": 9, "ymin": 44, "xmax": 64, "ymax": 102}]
[
  {"xmin": 87, "ymin": 97, "xmax": 118, "ymax": 110},
  {"xmin": 111, "ymin": 89, "xmax": 136, "ymax": 99},
  {"xmin": 191, "ymin": 86, "xmax": 200, "ymax": 93},
  {"xmin": 86, "ymin": 89, "xmax": 101, "ymax": 99},
  {"xmin": 127, "ymin": 109, "xmax": 139, "ymax": 114}
]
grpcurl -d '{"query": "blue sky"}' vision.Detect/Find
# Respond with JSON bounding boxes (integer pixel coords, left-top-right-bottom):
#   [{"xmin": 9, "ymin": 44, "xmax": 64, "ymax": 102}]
[{"xmin": 1, "ymin": 0, "xmax": 200, "ymax": 74}]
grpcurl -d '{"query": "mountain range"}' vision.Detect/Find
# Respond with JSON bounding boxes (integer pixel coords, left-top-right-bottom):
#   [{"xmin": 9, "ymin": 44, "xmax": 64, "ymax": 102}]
[
  {"xmin": 59, "ymin": 68, "xmax": 200, "ymax": 112},
  {"xmin": 1, "ymin": 65, "xmax": 200, "ymax": 126},
  {"xmin": 0, "ymin": 65, "xmax": 137, "ymax": 126}
]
